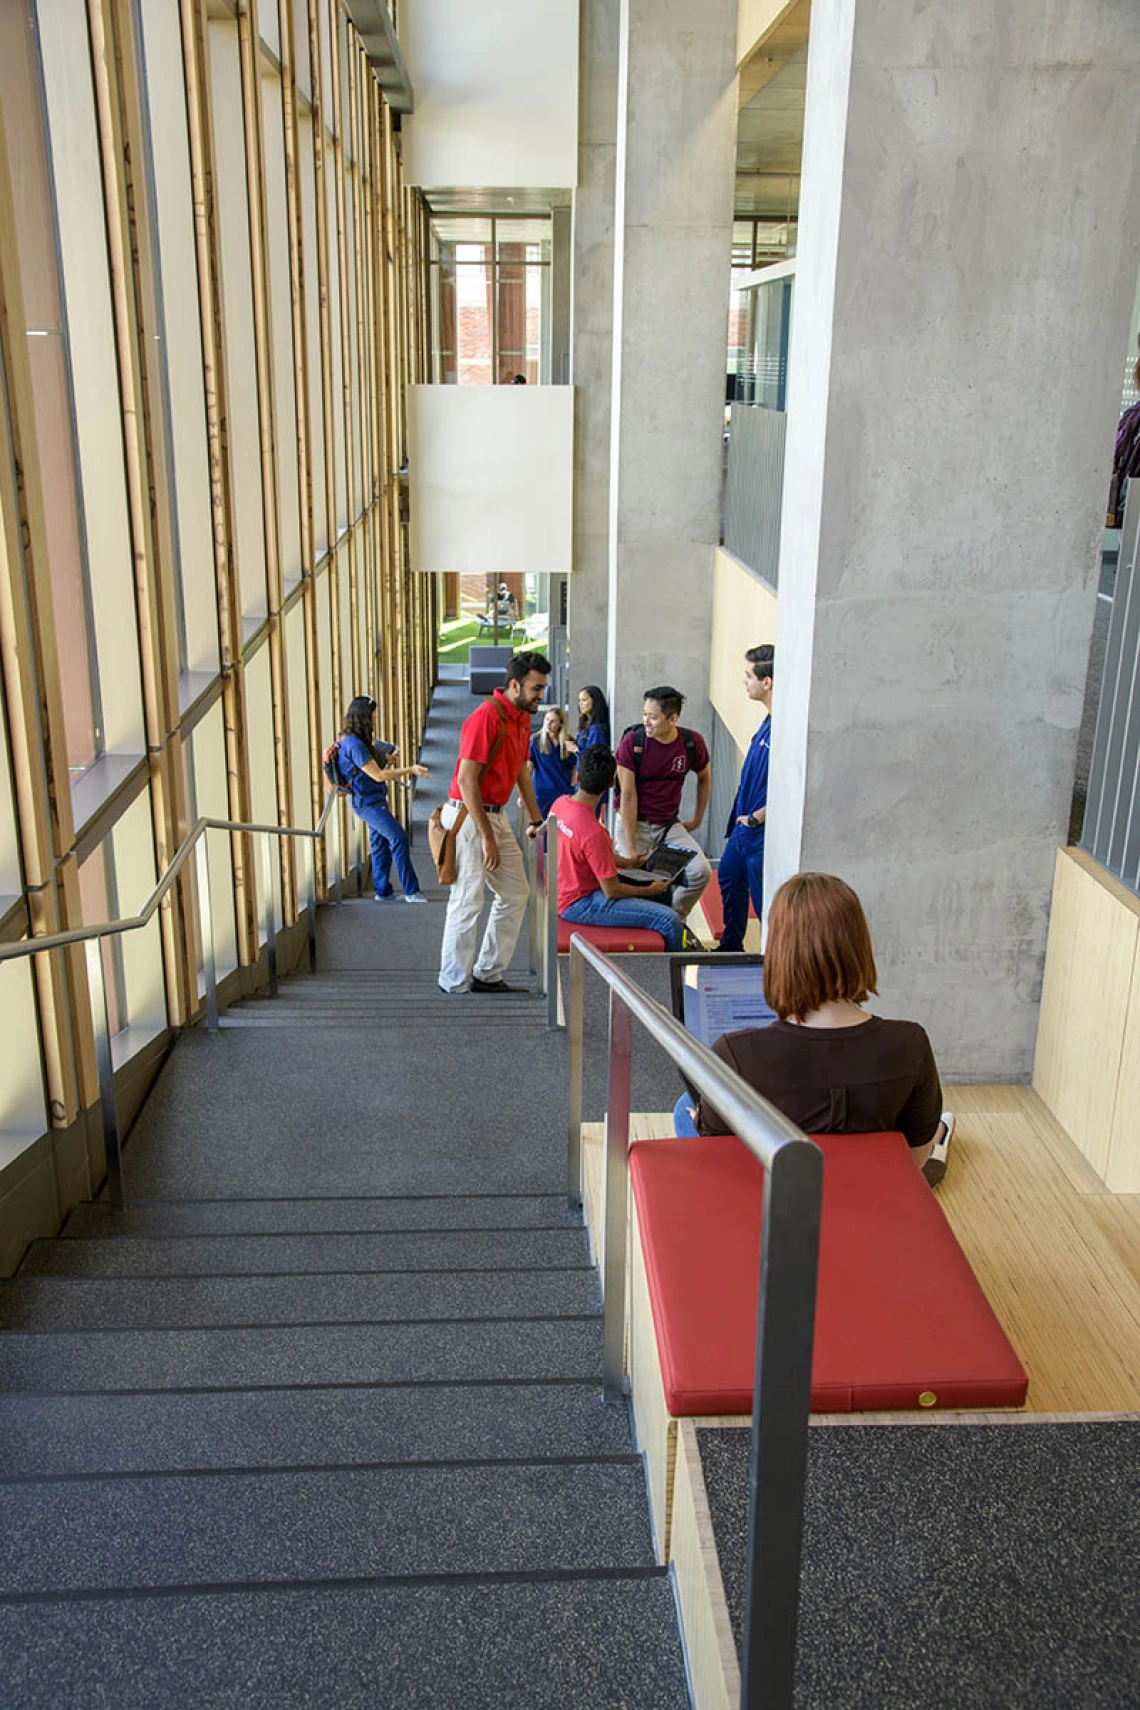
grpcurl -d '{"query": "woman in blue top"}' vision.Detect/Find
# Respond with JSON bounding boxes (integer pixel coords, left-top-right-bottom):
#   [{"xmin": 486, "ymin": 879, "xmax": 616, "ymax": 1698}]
[
  {"xmin": 576, "ymin": 685, "xmax": 610, "ymax": 816},
  {"xmin": 576, "ymin": 684, "xmax": 610, "ymax": 754},
  {"xmin": 335, "ymin": 696, "xmax": 431, "ymax": 902},
  {"xmin": 527, "ymin": 705, "xmax": 577, "ymax": 819}
]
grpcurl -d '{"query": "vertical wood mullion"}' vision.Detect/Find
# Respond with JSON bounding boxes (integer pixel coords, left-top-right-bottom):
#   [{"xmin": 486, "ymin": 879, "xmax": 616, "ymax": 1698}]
[
  {"xmin": 368, "ymin": 83, "xmax": 396, "ymax": 765},
  {"xmin": 277, "ymin": 0, "xmax": 325, "ymax": 867},
  {"xmin": 90, "ymin": 0, "xmax": 197, "ymax": 1027},
  {"xmin": 306, "ymin": 0, "xmax": 341, "ymax": 726},
  {"xmin": 179, "ymin": 0, "xmax": 257, "ymax": 964},
  {"xmin": 236, "ymin": 0, "xmax": 295, "ymax": 921},
  {"xmin": 326, "ymin": 0, "xmax": 360, "ymax": 698},
  {"xmin": 347, "ymin": 43, "xmax": 376, "ymax": 724},
  {"xmin": 0, "ymin": 106, "xmax": 92, "ymax": 1133}
]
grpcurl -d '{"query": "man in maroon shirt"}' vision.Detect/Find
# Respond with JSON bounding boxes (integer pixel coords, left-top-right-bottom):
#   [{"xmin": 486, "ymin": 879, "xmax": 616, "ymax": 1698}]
[
  {"xmin": 614, "ymin": 686, "xmax": 713, "ymax": 922},
  {"xmin": 438, "ymin": 652, "xmax": 550, "ymax": 994}
]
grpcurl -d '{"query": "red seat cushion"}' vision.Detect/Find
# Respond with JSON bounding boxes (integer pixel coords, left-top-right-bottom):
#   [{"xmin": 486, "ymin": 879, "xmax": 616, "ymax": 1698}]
[
  {"xmin": 631, "ymin": 1132, "xmax": 1028, "ymax": 1414},
  {"xmin": 700, "ymin": 868, "xmax": 758, "ymax": 940},
  {"xmin": 557, "ymin": 919, "xmax": 664, "ymax": 953}
]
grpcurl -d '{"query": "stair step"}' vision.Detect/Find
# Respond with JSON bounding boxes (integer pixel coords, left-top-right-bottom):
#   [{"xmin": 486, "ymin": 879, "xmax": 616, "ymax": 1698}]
[
  {"xmin": 0, "ymin": 1318, "xmax": 603, "ymax": 1393},
  {"xmin": 61, "ymin": 1194, "xmax": 579, "ymax": 1239},
  {"xmin": 0, "ymin": 1575, "xmax": 689, "ymax": 1709},
  {"xmin": 0, "ymin": 1268, "xmax": 601, "ymax": 1332},
  {"xmin": 0, "ymin": 1381, "xmax": 631, "ymax": 1479},
  {"xmin": 19, "ymin": 1226, "xmax": 589, "ymax": 1278},
  {"xmin": 0, "ymin": 1461, "xmax": 656, "ymax": 1596}
]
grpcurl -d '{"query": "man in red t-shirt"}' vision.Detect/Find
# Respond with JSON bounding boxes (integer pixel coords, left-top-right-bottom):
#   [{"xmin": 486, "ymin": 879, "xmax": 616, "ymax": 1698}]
[
  {"xmin": 438, "ymin": 652, "xmax": 550, "ymax": 994},
  {"xmin": 614, "ymin": 685, "xmax": 712, "ymax": 922},
  {"xmin": 552, "ymin": 748, "xmax": 685, "ymax": 950}
]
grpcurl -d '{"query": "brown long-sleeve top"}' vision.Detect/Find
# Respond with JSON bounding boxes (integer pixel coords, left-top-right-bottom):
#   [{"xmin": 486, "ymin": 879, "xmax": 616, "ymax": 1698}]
[{"xmin": 697, "ymin": 1015, "xmax": 942, "ymax": 1149}]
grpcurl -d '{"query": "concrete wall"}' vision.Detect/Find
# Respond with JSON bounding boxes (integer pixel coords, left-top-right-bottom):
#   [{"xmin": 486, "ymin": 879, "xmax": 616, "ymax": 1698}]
[
  {"xmin": 767, "ymin": 0, "xmax": 1140, "ymax": 1079},
  {"xmin": 407, "ymin": 386, "xmax": 574, "ymax": 577},
  {"xmin": 567, "ymin": 0, "xmax": 618, "ymax": 697},
  {"xmin": 605, "ymin": 0, "xmax": 738, "ymax": 746},
  {"xmin": 401, "ymin": 0, "xmax": 579, "ymax": 188}
]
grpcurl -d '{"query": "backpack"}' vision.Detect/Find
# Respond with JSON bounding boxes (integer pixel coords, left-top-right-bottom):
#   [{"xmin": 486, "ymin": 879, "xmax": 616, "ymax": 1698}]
[
  {"xmin": 322, "ymin": 737, "xmax": 397, "ymax": 795},
  {"xmin": 322, "ymin": 741, "xmax": 353, "ymax": 796},
  {"xmin": 614, "ymin": 724, "xmax": 699, "ymax": 803}
]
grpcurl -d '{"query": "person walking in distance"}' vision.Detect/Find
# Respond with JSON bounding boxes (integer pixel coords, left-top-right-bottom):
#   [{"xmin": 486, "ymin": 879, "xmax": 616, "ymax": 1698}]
[
  {"xmin": 717, "ymin": 645, "xmax": 773, "ymax": 952},
  {"xmin": 438, "ymin": 652, "xmax": 551, "ymax": 994},
  {"xmin": 614, "ymin": 686, "xmax": 713, "ymax": 921}
]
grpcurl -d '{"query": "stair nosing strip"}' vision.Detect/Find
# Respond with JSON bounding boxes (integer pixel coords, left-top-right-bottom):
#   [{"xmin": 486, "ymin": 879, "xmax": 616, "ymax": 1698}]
[
  {"xmin": 0, "ymin": 1451, "xmax": 641, "ymax": 1487},
  {"xmin": 48, "ymin": 1223, "xmax": 585, "ymax": 1242},
  {"xmin": 0, "ymin": 1312, "xmax": 603, "ymax": 1338},
  {"xmin": 10, "ymin": 1264, "xmax": 595, "ymax": 1284},
  {"xmin": 0, "ymin": 1563, "xmax": 669, "ymax": 1609},
  {"xmin": 0, "ymin": 1374, "xmax": 606, "ymax": 1399}
]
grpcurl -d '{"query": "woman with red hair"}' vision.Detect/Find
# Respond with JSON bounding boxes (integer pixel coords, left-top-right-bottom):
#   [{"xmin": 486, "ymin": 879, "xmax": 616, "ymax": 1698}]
[{"xmin": 688, "ymin": 872, "xmax": 953, "ymax": 1183}]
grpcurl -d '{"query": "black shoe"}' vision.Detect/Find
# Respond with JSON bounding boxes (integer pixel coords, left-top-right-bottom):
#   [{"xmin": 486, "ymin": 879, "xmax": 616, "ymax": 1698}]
[{"xmin": 470, "ymin": 976, "xmax": 528, "ymax": 994}]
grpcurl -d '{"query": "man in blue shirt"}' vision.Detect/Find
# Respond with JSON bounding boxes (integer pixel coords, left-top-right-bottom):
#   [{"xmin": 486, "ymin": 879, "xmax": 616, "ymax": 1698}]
[{"xmin": 717, "ymin": 645, "xmax": 772, "ymax": 952}]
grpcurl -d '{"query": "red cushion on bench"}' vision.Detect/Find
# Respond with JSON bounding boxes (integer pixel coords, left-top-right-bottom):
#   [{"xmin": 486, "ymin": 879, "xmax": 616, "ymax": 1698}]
[
  {"xmin": 630, "ymin": 1132, "xmax": 1028, "ymax": 1415},
  {"xmin": 557, "ymin": 919, "xmax": 664, "ymax": 953}
]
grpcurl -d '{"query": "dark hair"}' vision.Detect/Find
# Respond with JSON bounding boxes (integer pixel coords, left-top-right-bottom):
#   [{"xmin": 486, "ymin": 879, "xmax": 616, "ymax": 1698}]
[
  {"xmin": 644, "ymin": 685, "xmax": 684, "ymax": 720},
  {"xmin": 577, "ymin": 745, "xmax": 616, "ymax": 794},
  {"xmin": 745, "ymin": 644, "xmax": 774, "ymax": 682},
  {"xmin": 762, "ymin": 873, "xmax": 878, "ymax": 1022},
  {"xmin": 506, "ymin": 651, "xmax": 552, "ymax": 685},
  {"xmin": 341, "ymin": 696, "xmax": 376, "ymax": 743},
  {"xmin": 577, "ymin": 684, "xmax": 610, "ymax": 736}
]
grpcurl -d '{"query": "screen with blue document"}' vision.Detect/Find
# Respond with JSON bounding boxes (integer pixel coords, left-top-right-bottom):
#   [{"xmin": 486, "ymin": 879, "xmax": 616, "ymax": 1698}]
[{"xmin": 669, "ymin": 954, "xmax": 776, "ymax": 1105}]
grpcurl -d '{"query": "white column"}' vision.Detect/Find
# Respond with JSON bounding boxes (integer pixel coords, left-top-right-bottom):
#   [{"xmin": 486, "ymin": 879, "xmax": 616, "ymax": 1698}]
[{"xmin": 767, "ymin": 0, "xmax": 1140, "ymax": 1077}]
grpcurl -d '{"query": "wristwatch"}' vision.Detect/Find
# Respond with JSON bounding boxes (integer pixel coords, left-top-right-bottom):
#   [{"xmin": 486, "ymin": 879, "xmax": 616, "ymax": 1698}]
[{"xmin": 747, "ymin": 812, "xmax": 761, "ymax": 829}]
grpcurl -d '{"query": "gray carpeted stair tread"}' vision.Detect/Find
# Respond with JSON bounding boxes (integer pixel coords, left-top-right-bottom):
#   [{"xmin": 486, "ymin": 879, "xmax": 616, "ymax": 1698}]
[
  {"xmin": 0, "ymin": 1268, "xmax": 601, "ymax": 1331},
  {"xmin": 0, "ymin": 1572, "xmax": 689, "ymax": 1709},
  {"xmin": 0, "ymin": 1462, "xmax": 657, "ymax": 1595},
  {"xmin": 61, "ymin": 1194, "xmax": 579, "ymax": 1238},
  {"xmin": 0, "ymin": 1382, "xmax": 633, "ymax": 1479},
  {"xmin": 19, "ymin": 1227, "xmax": 588, "ymax": 1278},
  {"xmin": 0, "ymin": 1318, "xmax": 603, "ymax": 1393}
]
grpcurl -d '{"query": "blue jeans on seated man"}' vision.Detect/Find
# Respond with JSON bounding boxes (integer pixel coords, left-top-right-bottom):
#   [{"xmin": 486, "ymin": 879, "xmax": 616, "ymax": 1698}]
[
  {"xmin": 560, "ymin": 888, "xmax": 685, "ymax": 952},
  {"xmin": 673, "ymin": 1091, "xmax": 700, "ymax": 1137},
  {"xmin": 357, "ymin": 801, "xmax": 422, "ymax": 898},
  {"xmin": 717, "ymin": 823, "xmax": 765, "ymax": 952}
]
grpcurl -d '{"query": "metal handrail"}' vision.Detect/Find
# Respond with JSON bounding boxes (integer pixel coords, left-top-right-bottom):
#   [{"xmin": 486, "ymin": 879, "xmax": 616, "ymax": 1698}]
[
  {"xmin": 0, "ymin": 789, "xmax": 348, "ymax": 1207},
  {"xmin": 566, "ymin": 935, "xmax": 822, "ymax": 1710}
]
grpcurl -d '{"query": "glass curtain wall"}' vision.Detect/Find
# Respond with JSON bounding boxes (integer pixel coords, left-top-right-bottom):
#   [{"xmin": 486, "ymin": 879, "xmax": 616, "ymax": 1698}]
[{"xmin": 0, "ymin": 0, "xmax": 436, "ymax": 1194}]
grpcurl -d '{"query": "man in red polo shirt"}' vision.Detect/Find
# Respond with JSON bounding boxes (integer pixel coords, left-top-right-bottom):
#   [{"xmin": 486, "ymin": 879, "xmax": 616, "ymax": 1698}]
[{"xmin": 438, "ymin": 652, "xmax": 551, "ymax": 994}]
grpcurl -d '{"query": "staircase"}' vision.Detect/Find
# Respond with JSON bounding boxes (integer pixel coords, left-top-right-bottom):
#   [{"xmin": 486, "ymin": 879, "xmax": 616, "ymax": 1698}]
[{"xmin": 0, "ymin": 680, "xmax": 691, "ymax": 1707}]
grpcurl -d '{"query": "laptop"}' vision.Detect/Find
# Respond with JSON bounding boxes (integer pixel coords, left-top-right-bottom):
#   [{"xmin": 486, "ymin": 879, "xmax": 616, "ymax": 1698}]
[{"xmin": 668, "ymin": 952, "xmax": 776, "ymax": 1099}]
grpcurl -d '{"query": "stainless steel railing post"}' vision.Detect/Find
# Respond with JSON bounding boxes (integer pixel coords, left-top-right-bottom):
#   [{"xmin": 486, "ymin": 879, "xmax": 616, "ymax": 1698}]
[
  {"xmin": 306, "ymin": 836, "xmax": 318, "ymax": 974},
  {"xmin": 194, "ymin": 835, "xmax": 219, "ymax": 1034},
  {"xmin": 260, "ymin": 833, "xmax": 278, "ymax": 998},
  {"xmin": 85, "ymin": 938, "xmax": 124, "ymax": 1207},
  {"xmin": 601, "ymin": 989, "xmax": 631, "ymax": 1403},
  {"xmin": 741, "ymin": 1139, "xmax": 823, "ymax": 1710},
  {"xmin": 545, "ymin": 819, "xmax": 560, "ymax": 1030},
  {"xmin": 567, "ymin": 939, "xmax": 585, "ymax": 1206},
  {"xmin": 521, "ymin": 803, "xmax": 538, "ymax": 980}
]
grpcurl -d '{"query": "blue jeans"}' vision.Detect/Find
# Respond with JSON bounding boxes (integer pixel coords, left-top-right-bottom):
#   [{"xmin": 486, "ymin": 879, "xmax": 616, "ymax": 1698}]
[
  {"xmin": 674, "ymin": 1091, "xmax": 700, "ymax": 1136},
  {"xmin": 717, "ymin": 826, "xmax": 765, "ymax": 952},
  {"xmin": 356, "ymin": 801, "xmax": 422, "ymax": 898},
  {"xmin": 561, "ymin": 888, "xmax": 685, "ymax": 952}
]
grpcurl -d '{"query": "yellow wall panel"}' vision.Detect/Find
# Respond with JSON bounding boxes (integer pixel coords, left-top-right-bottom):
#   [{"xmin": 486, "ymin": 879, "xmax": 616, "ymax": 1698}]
[
  {"xmin": 708, "ymin": 546, "xmax": 776, "ymax": 755},
  {"xmin": 1032, "ymin": 847, "xmax": 1140, "ymax": 1184}
]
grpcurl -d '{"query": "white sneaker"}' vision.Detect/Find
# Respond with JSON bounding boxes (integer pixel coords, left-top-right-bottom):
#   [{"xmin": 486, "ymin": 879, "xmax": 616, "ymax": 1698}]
[
  {"xmin": 923, "ymin": 1111, "xmax": 955, "ymax": 1188},
  {"xmin": 404, "ymin": 893, "xmax": 428, "ymax": 904}
]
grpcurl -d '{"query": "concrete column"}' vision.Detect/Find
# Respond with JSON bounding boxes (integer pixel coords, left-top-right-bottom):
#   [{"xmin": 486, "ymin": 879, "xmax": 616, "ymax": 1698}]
[
  {"xmin": 550, "ymin": 206, "xmax": 572, "ymax": 384},
  {"xmin": 767, "ymin": 0, "xmax": 1140, "ymax": 1078},
  {"xmin": 568, "ymin": 0, "xmax": 619, "ymax": 698},
  {"xmin": 605, "ymin": 0, "xmax": 738, "ymax": 756}
]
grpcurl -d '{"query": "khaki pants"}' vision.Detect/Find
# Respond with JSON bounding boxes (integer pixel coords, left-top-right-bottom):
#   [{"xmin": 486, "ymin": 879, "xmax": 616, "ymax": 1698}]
[{"xmin": 438, "ymin": 807, "xmax": 529, "ymax": 991}]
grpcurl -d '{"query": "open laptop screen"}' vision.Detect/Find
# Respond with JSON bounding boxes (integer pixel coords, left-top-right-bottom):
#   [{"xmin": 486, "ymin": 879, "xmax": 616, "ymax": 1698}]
[{"xmin": 668, "ymin": 953, "xmax": 775, "ymax": 1097}]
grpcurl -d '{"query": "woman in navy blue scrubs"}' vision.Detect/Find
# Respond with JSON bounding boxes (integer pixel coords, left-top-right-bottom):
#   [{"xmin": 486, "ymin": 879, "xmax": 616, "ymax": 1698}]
[
  {"xmin": 575, "ymin": 684, "xmax": 610, "ymax": 756},
  {"xmin": 335, "ymin": 696, "xmax": 431, "ymax": 901},
  {"xmin": 527, "ymin": 705, "xmax": 577, "ymax": 819}
]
